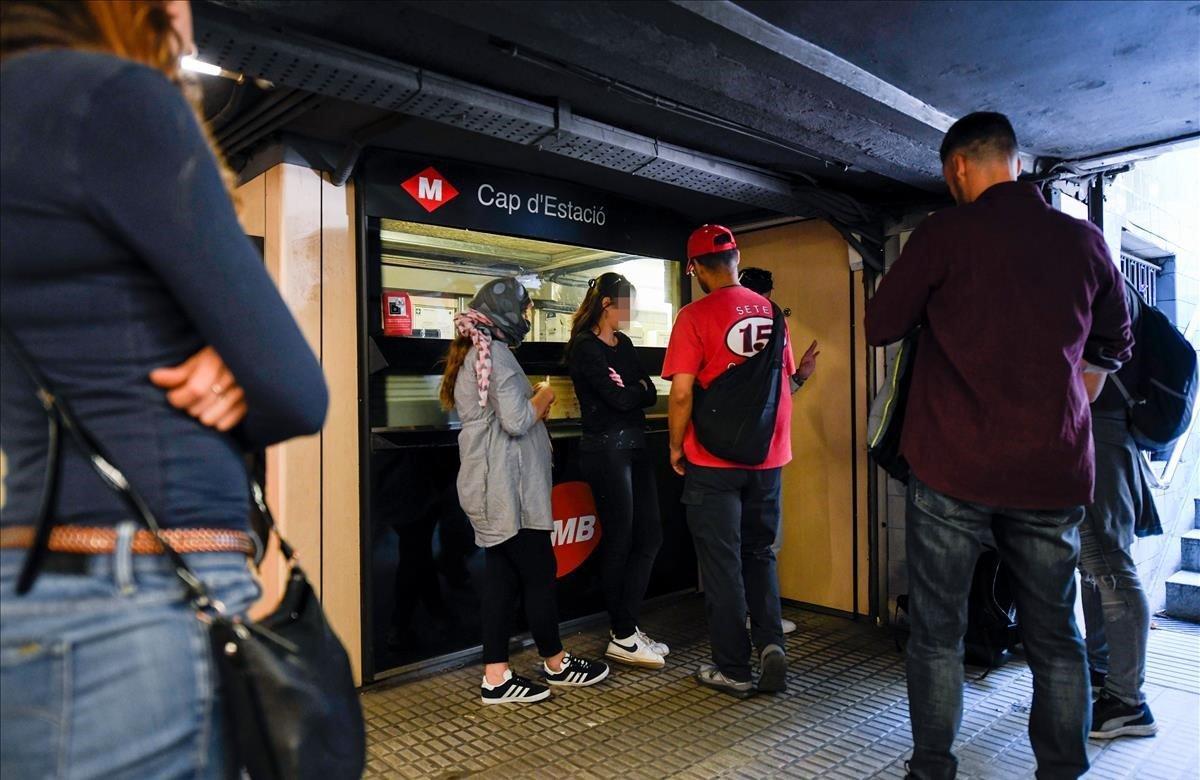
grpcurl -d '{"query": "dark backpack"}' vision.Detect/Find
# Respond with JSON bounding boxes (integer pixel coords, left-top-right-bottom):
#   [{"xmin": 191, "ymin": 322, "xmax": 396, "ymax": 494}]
[
  {"xmin": 895, "ymin": 550, "xmax": 1018, "ymax": 670},
  {"xmin": 1111, "ymin": 284, "xmax": 1198, "ymax": 452},
  {"xmin": 691, "ymin": 303, "xmax": 786, "ymax": 465},
  {"xmin": 963, "ymin": 550, "xmax": 1019, "ymax": 668}
]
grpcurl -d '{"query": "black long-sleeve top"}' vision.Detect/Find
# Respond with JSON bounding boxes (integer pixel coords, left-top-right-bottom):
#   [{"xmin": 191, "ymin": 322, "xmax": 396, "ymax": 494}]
[
  {"xmin": 567, "ymin": 331, "xmax": 657, "ymax": 451},
  {"xmin": 0, "ymin": 50, "xmax": 328, "ymax": 530}
]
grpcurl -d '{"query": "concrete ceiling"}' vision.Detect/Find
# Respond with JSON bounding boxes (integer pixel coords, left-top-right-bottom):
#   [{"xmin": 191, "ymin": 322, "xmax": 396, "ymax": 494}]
[
  {"xmin": 198, "ymin": 0, "xmax": 1199, "ymax": 206},
  {"xmin": 736, "ymin": 0, "xmax": 1200, "ymax": 163}
]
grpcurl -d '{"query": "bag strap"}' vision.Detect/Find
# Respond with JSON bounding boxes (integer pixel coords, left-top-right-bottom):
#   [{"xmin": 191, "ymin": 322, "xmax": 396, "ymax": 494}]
[
  {"xmin": 1108, "ymin": 373, "xmax": 1141, "ymax": 410},
  {"xmin": 1, "ymin": 329, "xmax": 63, "ymax": 594},
  {"xmin": 0, "ymin": 324, "xmax": 291, "ymax": 602},
  {"xmin": 768, "ymin": 302, "xmax": 787, "ymax": 361},
  {"xmin": 1109, "ymin": 278, "xmax": 1146, "ymax": 412}
]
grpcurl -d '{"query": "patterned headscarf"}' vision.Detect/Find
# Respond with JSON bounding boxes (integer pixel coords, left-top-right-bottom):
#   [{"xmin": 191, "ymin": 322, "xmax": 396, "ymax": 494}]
[
  {"xmin": 469, "ymin": 277, "xmax": 532, "ymax": 346},
  {"xmin": 452, "ymin": 277, "xmax": 533, "ymax": 407}
]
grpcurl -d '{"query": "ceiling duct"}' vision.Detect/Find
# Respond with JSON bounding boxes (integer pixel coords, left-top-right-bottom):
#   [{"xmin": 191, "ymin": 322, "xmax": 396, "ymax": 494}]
[{"xmin": 194, "ymin": 6, "xmax": 800, "ymax": 215}]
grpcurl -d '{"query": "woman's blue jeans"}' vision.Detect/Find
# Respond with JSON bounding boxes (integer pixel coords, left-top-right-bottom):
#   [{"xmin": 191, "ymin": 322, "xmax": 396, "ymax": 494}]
[{"xmin": 1, "ymin": 524, "xmax": 259, "ymax": 779}]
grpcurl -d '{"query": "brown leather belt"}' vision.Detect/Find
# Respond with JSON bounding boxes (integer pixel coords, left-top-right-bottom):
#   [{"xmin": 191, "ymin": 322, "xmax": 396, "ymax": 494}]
[{"xmin": 0, "ymin": 525, "xmax": 256, "ymax": 557}]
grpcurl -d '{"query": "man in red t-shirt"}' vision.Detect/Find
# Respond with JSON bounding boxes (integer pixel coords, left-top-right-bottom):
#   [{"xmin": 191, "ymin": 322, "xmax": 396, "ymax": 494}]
[{"xmin": 662, "ymin": 225, "xmax": 796, "ymax": 697}]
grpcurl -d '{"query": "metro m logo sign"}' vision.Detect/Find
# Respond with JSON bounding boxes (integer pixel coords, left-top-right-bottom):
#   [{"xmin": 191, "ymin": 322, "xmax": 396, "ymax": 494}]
[
  {"xmin": 418, "ymin": 176, "xmax": 443, "ymax": 202},
  {"xmin": 550, "ymin": 481, "xmax": 603, "ymax": 578},
  {"xmin": 402, "ymin": 166, "xmax": 460, "ymax": 213}
]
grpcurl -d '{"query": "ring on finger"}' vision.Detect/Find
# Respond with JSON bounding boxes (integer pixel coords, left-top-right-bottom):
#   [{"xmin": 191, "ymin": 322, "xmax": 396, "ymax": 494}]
[{"xmin": 211, "ymin": 383, "xmax": 225, "ymax": 397}]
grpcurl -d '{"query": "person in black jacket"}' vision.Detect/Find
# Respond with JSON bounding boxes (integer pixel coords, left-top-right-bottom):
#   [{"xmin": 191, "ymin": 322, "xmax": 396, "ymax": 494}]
[
  {"xmin": 567, "ymin": 273, "xmax": 668, "ymax": 669},
  {"xmin": 1078, "ymin": 284, "xmax": 1161, "ymax": 739},
  {"xmin": 737, "ymin": 267, "xmax": 821, "ymax": 637}
]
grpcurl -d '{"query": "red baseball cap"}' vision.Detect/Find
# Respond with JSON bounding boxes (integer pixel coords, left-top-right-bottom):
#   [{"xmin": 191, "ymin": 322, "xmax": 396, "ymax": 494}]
[{"xmin": 687, "ymin": 224, "xmax": 738, "ymax": 261}]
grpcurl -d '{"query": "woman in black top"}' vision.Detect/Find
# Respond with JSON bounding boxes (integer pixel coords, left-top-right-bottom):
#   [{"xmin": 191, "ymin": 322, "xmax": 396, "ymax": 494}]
[{"xmin": 566, "ymin": 273, "xmax": 668, "ymax": 668}]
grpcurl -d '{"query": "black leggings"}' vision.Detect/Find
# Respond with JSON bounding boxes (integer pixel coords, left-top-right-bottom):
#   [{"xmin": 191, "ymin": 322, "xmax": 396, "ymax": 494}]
[
  {"xmin": 481, "ymin": 530, "xmax": 564, "ymax": 664},
  {"xmin": 581, "ymin": 446, "xmax": 663, "ymax": 638}
]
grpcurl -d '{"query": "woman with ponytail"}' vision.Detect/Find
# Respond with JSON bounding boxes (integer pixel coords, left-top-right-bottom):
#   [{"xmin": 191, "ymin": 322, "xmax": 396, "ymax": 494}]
[
  {"xmin": 440, "ymin": 277, "xmax": 609, "ymax": 705},
  {"xmin": 566, "ymin": 273, "xmax": 668, "ymax": 669}
]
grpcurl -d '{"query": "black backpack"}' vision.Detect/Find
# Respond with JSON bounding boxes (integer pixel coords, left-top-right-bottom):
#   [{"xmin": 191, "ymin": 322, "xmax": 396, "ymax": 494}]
[
  {"xmin": 963, "ymin": 550, "xmax": 1019, "ymax": 668},
  {"xmin": 895, "ymin": 550, "xmax": 1018, "ymax": 670},
  {"xmin": 1111, "ymin": 284, "xmax": 1197, "ymax": 452},
  {"xmin": 691, "ymin": 303, "xmax": 786, "ymax": 465}
]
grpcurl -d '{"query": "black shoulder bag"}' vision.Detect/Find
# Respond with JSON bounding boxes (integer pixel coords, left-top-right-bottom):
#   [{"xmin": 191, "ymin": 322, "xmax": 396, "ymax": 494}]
[
  {"xmin": 1, "ymin": 326, "xmax": 365, "ymax": 780},
  {"xmin": 691, "ymin": 302, "xmax": 787, "ymax": 465}
]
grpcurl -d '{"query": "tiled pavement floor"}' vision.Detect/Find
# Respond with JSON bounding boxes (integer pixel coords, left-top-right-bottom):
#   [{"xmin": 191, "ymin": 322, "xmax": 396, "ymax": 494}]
[{"xmin": 360, "ymin": 596, "xmax": 1200, "ymax": 779}]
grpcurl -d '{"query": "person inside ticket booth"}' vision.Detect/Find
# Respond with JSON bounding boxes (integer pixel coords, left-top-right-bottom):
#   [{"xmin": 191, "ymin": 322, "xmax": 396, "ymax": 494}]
[
  {"xmin": 440, "ymin": 276, "xmax": 610, "ymax": 705},
  {"xmin": 566, "ymin": 272, "xmax": 670, "ymax": 670}
]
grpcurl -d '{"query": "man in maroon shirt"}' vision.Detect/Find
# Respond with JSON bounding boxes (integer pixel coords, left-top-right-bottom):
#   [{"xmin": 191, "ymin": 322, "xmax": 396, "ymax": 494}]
[{"xmin": 866, "ymin": 113, "xmax": 1132, "ymax": 780}]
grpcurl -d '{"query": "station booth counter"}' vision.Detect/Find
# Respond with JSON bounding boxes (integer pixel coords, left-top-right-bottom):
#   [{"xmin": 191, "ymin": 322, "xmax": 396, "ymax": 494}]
[
  {"xmin": 237, "ymin": 151, "xmax": 871, "ymax": 686},
  {"xmin": 358, "ymin": 153, "xmax": 700, "ymax": 680}
]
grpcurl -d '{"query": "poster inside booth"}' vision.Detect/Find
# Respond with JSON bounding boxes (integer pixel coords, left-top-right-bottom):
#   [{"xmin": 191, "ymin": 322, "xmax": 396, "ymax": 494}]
[{"xmin": 382, "ymin": 289, "xmax": 413, "ymax": 336}]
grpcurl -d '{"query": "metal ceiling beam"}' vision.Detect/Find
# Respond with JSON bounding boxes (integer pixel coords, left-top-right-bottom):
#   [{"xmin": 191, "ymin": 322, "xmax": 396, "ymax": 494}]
[
  {"xmin": 672, "ymin": 0, "xmax": 1042, "ymax": 175},
  {"xmin": 193, "ymin": 4, "xmax": 864, "ymax": 222},
  {"xmin": 1038, "ymin": 132, "xmax": 1200, "ymax": 179},
  {"xmin": 672, "ymin": 0, "xmax": 957, "ymax": 134}
]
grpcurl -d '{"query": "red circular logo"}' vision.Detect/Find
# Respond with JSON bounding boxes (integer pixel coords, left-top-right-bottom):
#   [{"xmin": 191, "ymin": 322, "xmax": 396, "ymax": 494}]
[{"xmin": 550, "ymin": 481, "xmax": 603, "ymax": 578}]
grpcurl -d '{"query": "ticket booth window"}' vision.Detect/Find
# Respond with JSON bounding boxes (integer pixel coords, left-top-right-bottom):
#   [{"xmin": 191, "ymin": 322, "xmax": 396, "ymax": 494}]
[
  {"xmin": 378, "ymin": 219, "xmax": 681, "ymax": 347},
  {"xmin": 364, "ymin": 216, "xmax": 695, "ymax": 678}
]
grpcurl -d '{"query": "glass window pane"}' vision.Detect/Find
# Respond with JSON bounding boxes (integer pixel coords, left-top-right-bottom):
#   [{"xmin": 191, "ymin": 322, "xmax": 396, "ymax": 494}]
[{"xmin": 378, "ymin": 219, "xmax": 680, "ymax": 345}]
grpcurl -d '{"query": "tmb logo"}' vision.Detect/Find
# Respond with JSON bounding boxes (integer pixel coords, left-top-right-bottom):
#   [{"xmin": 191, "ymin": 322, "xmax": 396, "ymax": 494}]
[
  {"xmin": 401, "ymin": 166, "xmax": 459, "ymax": 213},
  {"xmin": 550, "ymin": 481, "xmax": 603, "ymax": 578}
]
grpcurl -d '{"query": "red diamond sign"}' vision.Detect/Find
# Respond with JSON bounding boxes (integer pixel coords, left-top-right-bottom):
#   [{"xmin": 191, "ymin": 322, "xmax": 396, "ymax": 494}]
[{"xmin": 401, "ymin": 166, "xmax": 459, "ymax": 213}]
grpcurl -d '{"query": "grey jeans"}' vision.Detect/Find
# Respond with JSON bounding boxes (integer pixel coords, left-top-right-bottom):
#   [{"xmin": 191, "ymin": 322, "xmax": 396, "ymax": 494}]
[{"xmin": 1077, "ymin": 517, "xmax": 1150, "ymax": 706}]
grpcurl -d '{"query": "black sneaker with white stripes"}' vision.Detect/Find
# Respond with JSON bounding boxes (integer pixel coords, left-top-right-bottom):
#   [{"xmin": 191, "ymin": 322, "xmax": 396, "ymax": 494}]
[
  {"xmin": 1089, "ymin": 691, "xmax": 1158, "ymax": 738},
  {"xmin": 480, "ymin": 670, "xmax": 551, "ymax": 705},
  {"xmin": 541, "ymin": 653, "xmax": 610, "ymax": 687}
]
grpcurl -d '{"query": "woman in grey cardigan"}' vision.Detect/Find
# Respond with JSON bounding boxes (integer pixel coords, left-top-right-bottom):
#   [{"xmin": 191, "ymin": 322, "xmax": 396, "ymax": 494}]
[{"xmin": 440, "ymin": 277, "xmax": 609, "ymax": 705}]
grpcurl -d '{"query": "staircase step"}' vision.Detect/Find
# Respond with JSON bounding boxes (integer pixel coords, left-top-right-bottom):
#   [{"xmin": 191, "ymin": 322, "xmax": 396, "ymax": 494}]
[
  {"xmin": 1165, "ymin": 570, "xmax": 1200, "ymax": 621},
  {"xmin": 1184, "ymin": 530, "xmax": 1200, "ymax": 572}
]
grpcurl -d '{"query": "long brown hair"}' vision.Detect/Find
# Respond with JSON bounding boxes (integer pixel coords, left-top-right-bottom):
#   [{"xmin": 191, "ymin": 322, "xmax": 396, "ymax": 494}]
[
  {"xmin": 439, "ymin": 335, "xmax": 472, "ymax": 411},
  {"xmin": 565, "ymin": 272, "xmax": 634, "ymax": 360},
  {"xmin": 1, "ymin": 0, "xmax": 236, "ymax": 196}
]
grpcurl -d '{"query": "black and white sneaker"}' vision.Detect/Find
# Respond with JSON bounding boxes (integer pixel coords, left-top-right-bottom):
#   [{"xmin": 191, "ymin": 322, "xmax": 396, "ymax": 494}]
[
  {"xmin": 541, "ymin": 653, "xmax": 610, "ymax": 687},
  {"xmin": 695, "ymin": 664, "xmax": 755, "ymax": 698},
  {"xmin": 480, "ymin": 670, "xmax": 550, "ymax": 705},
  {"xmin": 1089, "ymin": 691, "xmax": 1157, "ymax": 739}
]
